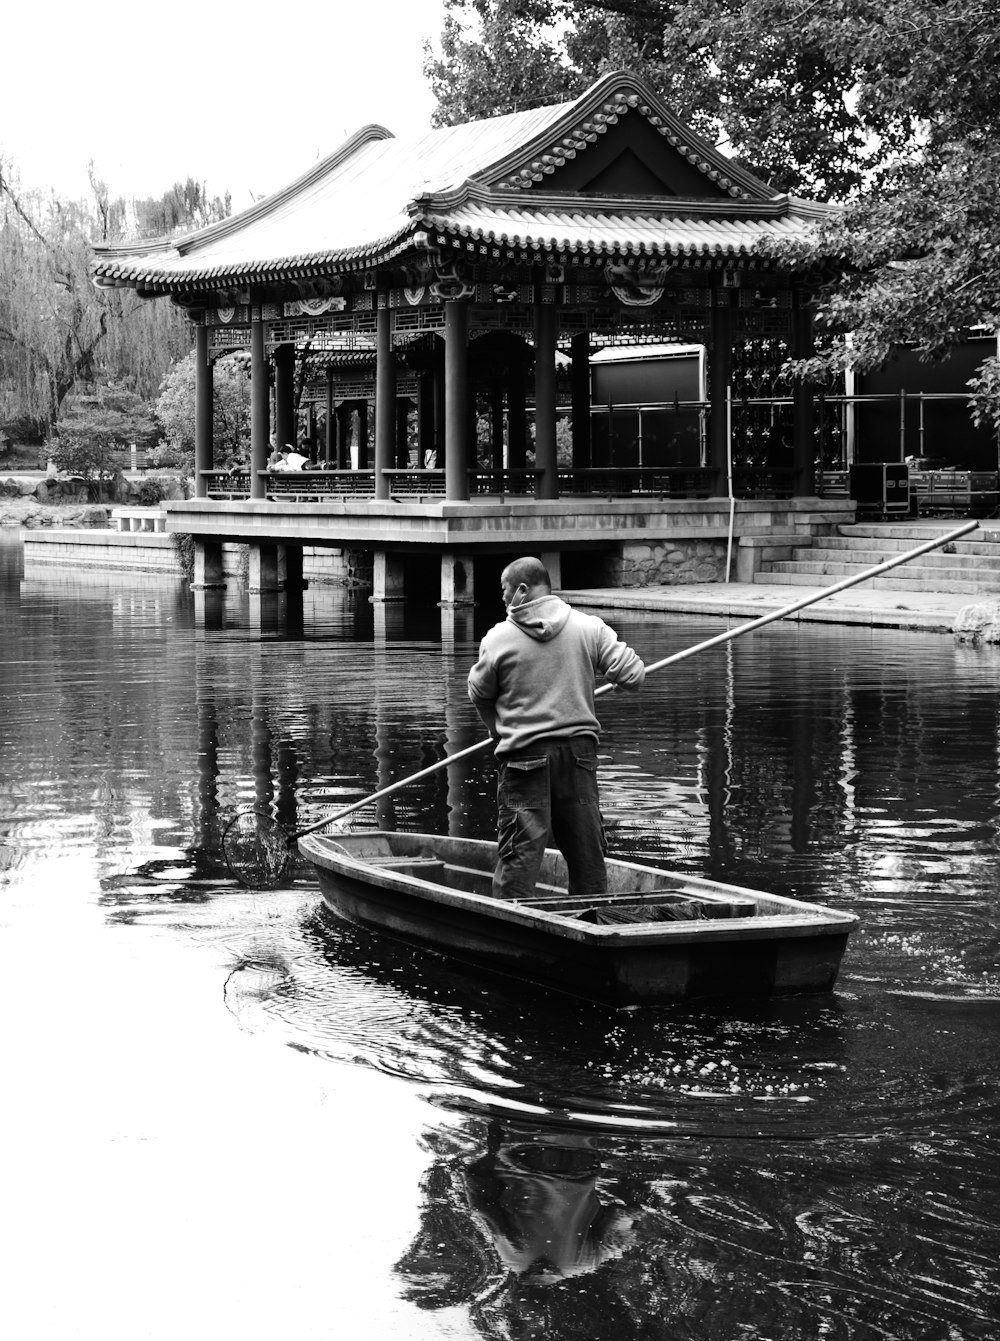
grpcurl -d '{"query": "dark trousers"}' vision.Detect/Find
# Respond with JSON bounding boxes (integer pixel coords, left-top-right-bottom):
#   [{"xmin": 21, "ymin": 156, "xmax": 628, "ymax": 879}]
[{"xmin": 493, "ymin": 736, "xmax": 607, "ymax": 901}]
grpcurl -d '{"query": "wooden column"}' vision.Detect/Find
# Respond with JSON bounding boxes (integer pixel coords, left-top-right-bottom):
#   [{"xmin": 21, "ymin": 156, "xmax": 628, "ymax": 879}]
[
  {"xmin": 274, "ymin": 343, "xmax": 296, "ymax": 449},
  {"xmin": 194, "ymin": 322, "xmax": 213, "ymax": 498},
  {"xmin": 444, "ymin": 300, "xmax": 469, "ymax": 501},
  {"xmin": 534, "ymin": 301, "xmax": 558, "ymax": 500},
  {"xmin": 792, "ymin": 293, "xmax": 816, "ymax": 496},
  {"xmin": 709, "ymin": 292, "xmax": 733, "ymax": 492},
  {"xmin": 375, "ymin": 305, "xmax": 396, "ymax": 500},
  {"xmin": 570, "ymin": 331, "xmax": 591, "ymax": 469},
  {"xmin": 250, "ymin": 311, "xmax": 269, "ymax": 500}
]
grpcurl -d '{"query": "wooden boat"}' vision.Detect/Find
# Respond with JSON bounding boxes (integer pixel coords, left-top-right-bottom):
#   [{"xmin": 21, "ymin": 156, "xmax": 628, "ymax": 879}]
[{"xmin": 299, "ymin": 830, "xmax": 857, "ymax": 1007}]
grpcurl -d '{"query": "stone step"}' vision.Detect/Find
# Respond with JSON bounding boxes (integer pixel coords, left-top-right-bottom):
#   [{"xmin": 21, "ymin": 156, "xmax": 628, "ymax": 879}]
[
  {"xmin": 838, "ymin": 522, "xmax": 1000, "ymax": 546},
  {"xmin": 793, "ymin": 544, "xmax": 1000, "ymax": 572},
  {"xmin": 826, "ymin": 532, "xmax": 1000, "ymax": 559},
  {"xmin": 757, "ymin": 564, "xmax": 995, "ymax": 594}
]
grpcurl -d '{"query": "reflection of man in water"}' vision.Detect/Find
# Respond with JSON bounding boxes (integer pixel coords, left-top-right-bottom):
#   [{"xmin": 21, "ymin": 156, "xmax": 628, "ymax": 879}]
[{"xmin": 465, "ymin": 1123, "xmax": 636, "ymax": 1284}]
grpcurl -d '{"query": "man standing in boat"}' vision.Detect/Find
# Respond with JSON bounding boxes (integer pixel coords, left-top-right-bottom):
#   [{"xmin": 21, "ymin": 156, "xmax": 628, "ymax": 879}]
[{"xmin": 468, "ymin": 556, "xmax": 645, "ymax": 901}]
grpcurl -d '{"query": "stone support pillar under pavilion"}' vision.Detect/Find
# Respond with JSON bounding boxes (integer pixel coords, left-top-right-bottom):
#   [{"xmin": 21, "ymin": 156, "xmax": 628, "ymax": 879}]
[
  {"xmin": 440, "ymin": 553, "xmax": 474, "ymax": 606},
  {"xmin": 371, "ymin": 551, "xmax": 406, "ymax": 603}
]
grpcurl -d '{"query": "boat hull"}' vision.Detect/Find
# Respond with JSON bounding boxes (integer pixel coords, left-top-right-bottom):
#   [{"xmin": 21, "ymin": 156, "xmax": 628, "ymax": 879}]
[{"xmin": 300, "ymin": 831, "xmax": 856, "ymax": 1007}]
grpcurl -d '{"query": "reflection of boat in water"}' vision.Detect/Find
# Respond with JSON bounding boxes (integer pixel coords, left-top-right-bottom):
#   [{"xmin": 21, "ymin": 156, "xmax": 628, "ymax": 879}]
[
  {"xmin": 465, "ymin": 1122, "xmax": 636, "ymax": 1284},
  {"xmin": 300, "ymin": 830, "xmax": 857, "ymax": 1006},
  {"xmin": 395, "ymin": 1118, "xmax": 640, "ymax": 1322}
]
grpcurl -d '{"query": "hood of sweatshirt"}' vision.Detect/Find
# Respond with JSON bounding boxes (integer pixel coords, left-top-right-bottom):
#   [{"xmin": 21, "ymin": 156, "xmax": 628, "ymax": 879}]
[{"xmin": 506, "ymin": 593, "xmax": 572, "ymax": 642}]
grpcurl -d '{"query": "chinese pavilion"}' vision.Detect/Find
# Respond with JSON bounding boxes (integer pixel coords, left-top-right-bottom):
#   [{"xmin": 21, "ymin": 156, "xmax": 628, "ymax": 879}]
[{"xmin": 92, "ymin": 70, "xmax": 843, "ymax": 598}]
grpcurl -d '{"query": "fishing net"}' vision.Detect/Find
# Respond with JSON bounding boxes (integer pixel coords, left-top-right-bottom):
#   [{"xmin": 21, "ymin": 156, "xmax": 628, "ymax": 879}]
[{"xmin": 222, "ymin": 809, "xmax": 293, "ymax": 889}]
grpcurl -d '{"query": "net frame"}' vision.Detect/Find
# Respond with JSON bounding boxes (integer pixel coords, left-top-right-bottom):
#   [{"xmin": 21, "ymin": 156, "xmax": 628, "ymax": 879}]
[{"xmin": 222, "ymin": 809, "xmax": 294, "ymax": 889}]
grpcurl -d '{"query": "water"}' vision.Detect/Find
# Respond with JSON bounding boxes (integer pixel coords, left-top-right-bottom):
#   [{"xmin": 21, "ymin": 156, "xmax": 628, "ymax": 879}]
[{"xmin": 2, "ymin": 530, "xmax": 998, "ymax": 1340}]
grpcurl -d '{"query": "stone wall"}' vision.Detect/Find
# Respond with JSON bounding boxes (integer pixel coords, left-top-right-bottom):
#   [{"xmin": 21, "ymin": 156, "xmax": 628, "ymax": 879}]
[
  {"xmin": 302, "ymin": 546, "xmax": 373, "ymax": 587},
  {"xmin": 597, "ymin": 538, "xmax": 729, "ymax": 587}
]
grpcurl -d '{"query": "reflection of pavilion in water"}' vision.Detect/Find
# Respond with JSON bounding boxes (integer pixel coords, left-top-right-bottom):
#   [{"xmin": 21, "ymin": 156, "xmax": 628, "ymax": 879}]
[
  {"xmin": 190, "ymin": 592, "xmax": 485, "ymax": 861},
  {"xmin": 187, "ymin": 584, "xmax": 1000, "ymax": 890}
]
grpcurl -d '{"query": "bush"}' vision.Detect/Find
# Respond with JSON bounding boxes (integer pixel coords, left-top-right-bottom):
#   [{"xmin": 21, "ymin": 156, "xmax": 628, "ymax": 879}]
[
  {"xmin": 50, "ymin": 384, "xmax": 160, "ymax": 484},
  {"xmin": 134, "ymin": 476, "xmax": 168, "ymax": 506},
  {"xmin": 170, "ymin": 532, "xmax": 195, "ymax": 583}
]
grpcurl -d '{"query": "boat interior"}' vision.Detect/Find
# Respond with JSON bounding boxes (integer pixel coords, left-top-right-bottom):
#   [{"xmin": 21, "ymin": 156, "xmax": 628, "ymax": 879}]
[{"xmin": 315, "ymin": 831, "xmax": 763, "ymax": 923}]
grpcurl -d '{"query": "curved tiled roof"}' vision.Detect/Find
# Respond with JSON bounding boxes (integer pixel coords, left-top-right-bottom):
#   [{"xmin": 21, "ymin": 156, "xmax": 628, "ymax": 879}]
[
  {"xmin": 415, "ymin": 191, "xmax": 827, "ymax": 261},
  {"xmin": 92, "ymin": 72, "xmax": 827, "ymax": 294}
]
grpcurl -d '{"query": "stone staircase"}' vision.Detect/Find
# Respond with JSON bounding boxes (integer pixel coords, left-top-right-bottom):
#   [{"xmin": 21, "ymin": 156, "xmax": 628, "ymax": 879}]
[{"xmin": 756, "ymin": 521, "xmax": 1000, "ymax": 595}]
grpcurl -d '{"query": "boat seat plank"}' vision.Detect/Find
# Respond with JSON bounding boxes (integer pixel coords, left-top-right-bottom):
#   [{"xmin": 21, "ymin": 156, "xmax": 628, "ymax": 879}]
[{"xmin": 365, "ymin": 856, "xmax": 448, "ymax": 875}]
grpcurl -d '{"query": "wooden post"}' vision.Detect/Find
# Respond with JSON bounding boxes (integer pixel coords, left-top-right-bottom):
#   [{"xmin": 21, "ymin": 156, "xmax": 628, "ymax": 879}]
[
  {"xmin": 375, "ymin": 304, "xmax": 396, "ymax": 499},
  {"xmin": 250, "ymin": 311, "xmax": 269, "ymax": 500},
  {"xmin": 194, "ymin": 323, "xmax": 213, "ymax": 498},
  {"xmin": 534, "ymin": 301, "xmax": 558, "ymax": 499},
  {"xmin": 445, "ymin": 300, "xmax": 469, "ymax": 501}
]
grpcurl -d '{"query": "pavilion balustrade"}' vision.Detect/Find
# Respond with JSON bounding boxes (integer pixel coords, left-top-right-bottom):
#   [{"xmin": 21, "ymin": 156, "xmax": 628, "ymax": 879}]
[{"xmin": 202, "ymin": 466, "xmax": 726, "ymax": 502}]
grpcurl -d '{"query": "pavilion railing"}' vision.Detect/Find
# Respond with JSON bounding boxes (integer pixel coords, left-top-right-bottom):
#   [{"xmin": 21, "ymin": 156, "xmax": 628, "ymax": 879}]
[
  {"xmin": 197, "ymin": 464, "xmax": 828, "ymax": 504},
  {"xmin": 555, "ymin": 466, "xmax": 716, "ymax": 498}
]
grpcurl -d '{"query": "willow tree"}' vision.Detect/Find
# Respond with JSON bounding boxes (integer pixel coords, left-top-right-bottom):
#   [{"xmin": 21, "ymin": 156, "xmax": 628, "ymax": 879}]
[{"xmin": 0, "ymin": 165, "xmax": 229, "ymax": 442}]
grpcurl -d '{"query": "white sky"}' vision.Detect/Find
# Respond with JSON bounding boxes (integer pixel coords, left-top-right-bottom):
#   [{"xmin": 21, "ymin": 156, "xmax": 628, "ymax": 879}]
[{"xmin": 1, "ymin": 0, "xmax": 446, "ymax": 210}]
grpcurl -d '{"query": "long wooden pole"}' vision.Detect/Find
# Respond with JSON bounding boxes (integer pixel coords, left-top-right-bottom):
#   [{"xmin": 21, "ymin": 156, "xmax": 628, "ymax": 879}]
[{"xmin": 290, "ymin": 519, "xmax": 978, "ymax": 842}]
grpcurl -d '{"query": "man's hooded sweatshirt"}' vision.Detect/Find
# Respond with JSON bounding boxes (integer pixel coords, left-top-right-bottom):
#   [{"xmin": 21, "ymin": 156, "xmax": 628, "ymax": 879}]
[{"xmin": 467, "ymin": 594, "xmax": 645, "ymax": 756}]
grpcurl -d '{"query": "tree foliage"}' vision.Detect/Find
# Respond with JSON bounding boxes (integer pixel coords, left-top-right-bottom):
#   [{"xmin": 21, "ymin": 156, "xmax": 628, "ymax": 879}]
[
  {"xmin": 0, "ymin": 165, "xmax": 230, "ymax": 442},
  {"xmin": 48, "ymin": 383, "xmax": 160, "ymax": 482},
  {"xmin": 155, "ymin": 351, "xmax": 252, "ymax": 473},
  {"xmin": 425, "ymin": 0, "xmax": 1000, "ymax": 424}
]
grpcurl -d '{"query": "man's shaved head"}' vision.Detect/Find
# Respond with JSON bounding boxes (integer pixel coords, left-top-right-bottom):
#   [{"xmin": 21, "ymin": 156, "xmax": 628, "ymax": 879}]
[{"xmin": 501, "ymin": 557, "xmax": 551, "ymax": 592}]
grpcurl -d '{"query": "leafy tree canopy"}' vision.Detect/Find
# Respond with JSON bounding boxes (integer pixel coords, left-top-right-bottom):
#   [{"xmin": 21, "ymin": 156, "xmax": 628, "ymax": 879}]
[
  {"xmin": 155, "ymin": 351, "xmax": 252, "ymax": 474},
  {"xmin": 425, "ymin": 0, "xmax": 1000, "ymax": 426},
  {"xmin": 49, "ymin": 383, "xmax": 159, "ymax": 482}
]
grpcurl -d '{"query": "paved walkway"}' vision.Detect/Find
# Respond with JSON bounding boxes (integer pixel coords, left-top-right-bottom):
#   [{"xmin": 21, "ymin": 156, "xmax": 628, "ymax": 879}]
[{"xmin": 563, "ymin": 580, "xmax": 989, "ymax": 633}]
